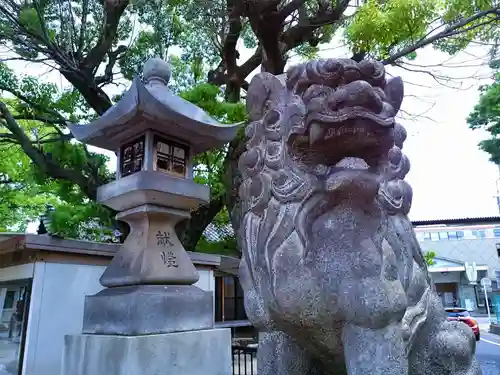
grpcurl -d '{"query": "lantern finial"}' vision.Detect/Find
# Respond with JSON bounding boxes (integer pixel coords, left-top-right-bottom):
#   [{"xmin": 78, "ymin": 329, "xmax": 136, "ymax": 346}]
[{"xmin": 143, "ymin": 57, "xmax": 171, "ymax": 85}]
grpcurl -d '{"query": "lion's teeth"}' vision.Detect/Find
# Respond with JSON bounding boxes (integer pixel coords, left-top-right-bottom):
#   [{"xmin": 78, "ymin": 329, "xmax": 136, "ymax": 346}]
[{"xmin": 309, "ymin": 123, "xmax": 325, "ymax": 146}]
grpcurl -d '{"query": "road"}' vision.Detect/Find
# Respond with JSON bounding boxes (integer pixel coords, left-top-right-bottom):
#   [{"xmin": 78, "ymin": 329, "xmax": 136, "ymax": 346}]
[
  {"xmin": 474, "ymin": 317, "xmax": 500, "ymax": 374},
  {"xmin": 477, "ymin": 331, "xmax": 500, "ymax": 374}
]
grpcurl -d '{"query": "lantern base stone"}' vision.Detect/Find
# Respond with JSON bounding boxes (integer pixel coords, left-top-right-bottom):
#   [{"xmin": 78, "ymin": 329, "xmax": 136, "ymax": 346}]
[
  {"xmin": 62, "ymin": 328, "xmax": 232, "ymax": 375},
  {"xmin": 82, "ymin": 285, "xmax": 213, "ymax": 335}
]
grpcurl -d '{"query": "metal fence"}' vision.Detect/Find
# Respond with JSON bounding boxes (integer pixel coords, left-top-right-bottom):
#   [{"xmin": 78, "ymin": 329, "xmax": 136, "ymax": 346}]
[{"xmin": 232, "ymin": 345, "xmax": 257, "ymax": 375}]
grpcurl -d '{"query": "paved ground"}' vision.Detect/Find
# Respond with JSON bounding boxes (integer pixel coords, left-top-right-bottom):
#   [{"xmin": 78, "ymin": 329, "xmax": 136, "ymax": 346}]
[
  {"xmin": 0, "ymin": 320, "xmax": 494, "ymax": 375},
  {"xmin": 477, "ymin": 332, "xmax": 500, "ymax": 374},
  {"xmin": 474, "ymin": 317, "xmax": 500, "ymax": 375},
  {"xmin": 0, "ymin": 338, "xmax": 20, "ymax": 375}
]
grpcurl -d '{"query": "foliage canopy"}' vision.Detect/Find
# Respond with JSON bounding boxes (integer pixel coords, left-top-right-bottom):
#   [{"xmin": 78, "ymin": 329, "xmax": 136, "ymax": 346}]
[
  {"xmin": 468, "ymin": 63, "xmax": 500, "ymax": 165},
  {"xmin": 0, "ymin": 0, "xmax": 498, "ymax": 251}
]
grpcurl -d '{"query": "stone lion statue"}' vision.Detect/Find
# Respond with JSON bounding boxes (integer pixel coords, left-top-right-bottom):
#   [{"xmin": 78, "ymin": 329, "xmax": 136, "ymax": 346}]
[{"xmin": 238, "ymin": 58, "xmax": 481, "ymax": 375}]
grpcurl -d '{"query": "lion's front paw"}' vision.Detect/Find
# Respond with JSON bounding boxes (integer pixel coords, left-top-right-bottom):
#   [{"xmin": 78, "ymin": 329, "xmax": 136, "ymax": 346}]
[{"xmin": 428, "ymin": 320, "xmax": 476, "ymax": 369}]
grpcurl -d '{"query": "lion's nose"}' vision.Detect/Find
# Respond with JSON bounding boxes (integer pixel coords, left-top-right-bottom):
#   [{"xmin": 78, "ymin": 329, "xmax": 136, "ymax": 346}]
[{"xmin": 328, "ymin": 80, "xmax": 384, "ymax": 113}]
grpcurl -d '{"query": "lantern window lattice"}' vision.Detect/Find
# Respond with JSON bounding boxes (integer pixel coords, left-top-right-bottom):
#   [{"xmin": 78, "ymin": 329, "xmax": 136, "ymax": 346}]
[
  {"xmin": 120, "ymin": 136, "xmax": 145, "ymax": 177},
  {"xmin": 154, "ymin": 135, "xmax": 188, "ymax": 178}
]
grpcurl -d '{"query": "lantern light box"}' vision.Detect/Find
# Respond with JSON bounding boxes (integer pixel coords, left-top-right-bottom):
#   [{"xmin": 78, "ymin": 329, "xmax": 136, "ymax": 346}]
[{"xmin": 118, "ymin": 133, "xmax": 189, "ymax": 179}]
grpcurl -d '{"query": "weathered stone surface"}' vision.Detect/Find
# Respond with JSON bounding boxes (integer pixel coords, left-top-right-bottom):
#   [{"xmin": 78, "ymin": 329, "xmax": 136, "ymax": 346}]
[
  {"xmin": 100, "ymin": 204, "xmax": 199, "ymax": 287},
  {"xmin": 83, "ymin": 285, "xmax": 213, "ymax": 335},
  {"xmin": 238, "ymin": 58, "xmax": 481, "ymax": 375},
  {"xmin": 62, "ymin": 329, "xmax": 232, "ymax": 375},
  {"xmin": 97, "ymin": 171, "xmax": 209, "ymax": 212}
]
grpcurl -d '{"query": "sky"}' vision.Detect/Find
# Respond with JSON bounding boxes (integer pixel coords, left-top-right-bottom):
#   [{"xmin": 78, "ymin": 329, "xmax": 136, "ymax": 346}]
[{"xmin": 3, "ymin": 39, "xmax": 500, "ymax": 223}]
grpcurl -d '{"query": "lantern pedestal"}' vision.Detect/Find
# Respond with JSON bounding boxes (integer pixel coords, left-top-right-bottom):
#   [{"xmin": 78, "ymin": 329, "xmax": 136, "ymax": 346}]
[
  {"xmin": 80, "ymin": 179, "xmax": 213, "ymax": 334},
  {"xmin": 62, "ymin": 329, "xmax": 232, "ymax": 375},
  {"xmin": 82, "ymin": 285, "xmax": 213, "ymax": 335},
  {"xmin": 99, "ymin": 204, "xmax": 199, "ymax": 287}
]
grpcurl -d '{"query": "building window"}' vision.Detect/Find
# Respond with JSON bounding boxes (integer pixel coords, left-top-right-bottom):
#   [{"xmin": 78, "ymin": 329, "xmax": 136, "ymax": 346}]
[
  {"xmin": 447, "ymin": 231, "xmax": 464, "ymax": 240},
  {"xmin": 472, "ymin": 230, "xmax": 486, "ymax": 239},
  {"xmin": 493, "ymin": 228, "xmax": 500, "ymax": 238},
  {"xmin": 215, "ymin": 275, "xmax": 247, "ymax": 322},
  {"xmin": 3, "ymin": 291, "xmax": 15, "ymax": 309},
  {"xmin": 430, "ymin": 232, "xmax": 439, "ymax": 241},
  {"xmin": 438, "ymin": 232, "xmax": 449, "ymax": 240},
  {"xmin": 154, "ymin": 136, "xmax": 188, "ymax": 178},
  {"xmin": 423, "ymin": 232, "xmax": 431, "ymax": 241},
  {"xmin": 120, "ymin": 136, "xmax": 145, "ymax": 177}
]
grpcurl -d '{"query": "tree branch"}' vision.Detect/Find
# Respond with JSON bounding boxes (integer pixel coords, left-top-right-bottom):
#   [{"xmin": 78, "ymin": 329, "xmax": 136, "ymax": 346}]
[
  {"xmin": 95, "ymin": 45, "xmax": 128, "ymax": 86},
  {"xmin": 382, "ymin": 8, "xmax": 500, "ymax": 65},
  {"xmin": 78, "ymin": 0, "xmax": 90, "ymax": 56},
  {"xmin": 223, "ymin": 0, "xmax": 245, "ymax": 101},
  {"xmin": 0, "ymin": 84, "xmax": 68, "ymax": 126},
  {"xmin": 239, "ymin": 45, "xmax": 263, "ymax": 77},
  {"xmin": 277, "ymin": 0, "xmax": 307, "ymax": 23},
  {"xmin": 246, "ymin": 1, "xmax": 285, "ymax": 73},
  {"xmin": 207, "ymin": 45, "xmax": 262, "ymax": 91},
  {"xmin": 0, "ymin": 102, "xmax": 97, "ymax": 199},
  {"xmin": 12, "ymin": 114, "xmax": 67, "ymax": 127},
  {"xmin": 81, "ymin": 0, "xmax": 130, "ymax": 74},
  {"xmin": 281, "ymin": 0, "xmax": 350, "ymax": 52}
]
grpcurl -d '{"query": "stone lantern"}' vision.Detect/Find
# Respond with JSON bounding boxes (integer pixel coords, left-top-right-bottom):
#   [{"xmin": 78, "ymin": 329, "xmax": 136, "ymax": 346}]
[{"xmin": 63, "ymin": 58, "xmax": 240, "ymax": 375}]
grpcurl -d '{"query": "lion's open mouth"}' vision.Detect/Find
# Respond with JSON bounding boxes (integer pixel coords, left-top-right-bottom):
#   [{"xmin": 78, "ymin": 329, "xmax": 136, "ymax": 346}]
[
  {"xmin": 287, "ymin": 75, "xmax": 404, "ymax": 174},
  {"xmin": 291, "ymin": 117, "xmax": 394, "ymax": 171}
]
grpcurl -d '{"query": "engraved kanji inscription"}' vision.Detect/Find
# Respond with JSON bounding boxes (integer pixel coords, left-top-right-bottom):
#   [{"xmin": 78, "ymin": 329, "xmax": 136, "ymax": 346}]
[
  {"xmin": 160, "ymin": 251, "xmax": 179, "ymax": 268},
  {"xmin": 156, "ymin": 230, "xmax": 173, "ymax": 247}
]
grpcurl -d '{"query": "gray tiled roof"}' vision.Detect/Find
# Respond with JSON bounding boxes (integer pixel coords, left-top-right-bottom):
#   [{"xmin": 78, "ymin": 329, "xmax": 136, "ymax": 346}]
[
  {"xmin": 412, "ymin": 217, "xmax": 500, "ymax": 226},
  {"xmin": 203, "ymin": 223, "xmax": 234, "ymax": 242}
]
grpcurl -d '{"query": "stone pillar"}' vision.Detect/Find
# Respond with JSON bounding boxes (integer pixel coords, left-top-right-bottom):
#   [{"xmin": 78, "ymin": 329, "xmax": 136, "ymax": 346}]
[{"xmin": 61, "ymin": 202, "xmax": 232, "ymax": 375}]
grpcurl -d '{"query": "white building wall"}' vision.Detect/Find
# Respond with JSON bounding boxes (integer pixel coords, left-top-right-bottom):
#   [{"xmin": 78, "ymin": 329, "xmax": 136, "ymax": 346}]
[
  {"xmin": 420, "ymin": 238, "xmax": 500, "ymax": 280},
  {"xmin": 22, "ymin": 261, "xmax": 214, "ymax": 375},
  {"xmin": 429, "ymin": 272, "xmax": 461, "ymax": 284}
]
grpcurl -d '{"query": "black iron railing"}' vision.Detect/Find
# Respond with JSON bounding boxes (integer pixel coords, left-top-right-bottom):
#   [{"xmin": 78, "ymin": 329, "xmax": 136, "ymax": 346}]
[{"xmin": 232, "ymin": 345, "xmax": 257, "ymax": 375}]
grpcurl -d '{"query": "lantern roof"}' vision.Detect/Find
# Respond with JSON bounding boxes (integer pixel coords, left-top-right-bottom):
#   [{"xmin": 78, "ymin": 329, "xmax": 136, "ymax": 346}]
[{"xmin": 68, "ymin": 58, "xmax": 242, "ymax": 155}]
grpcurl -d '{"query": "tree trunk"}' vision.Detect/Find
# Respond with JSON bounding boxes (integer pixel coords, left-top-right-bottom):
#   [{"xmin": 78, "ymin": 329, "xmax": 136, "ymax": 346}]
[
  {"xmin": 221, "ymin": 52, "xmax": 288, "ymax": 254},
  {"xmin": 175, "ymin": 196, "xmax": 225, "ymax": 251},
  {"xmin": 61, "ymin": 71, "xmax": 113, "ymax": 115},
  {"xmin": 223, "ymin": 129, "xmax": 247, "ymax": 249}
]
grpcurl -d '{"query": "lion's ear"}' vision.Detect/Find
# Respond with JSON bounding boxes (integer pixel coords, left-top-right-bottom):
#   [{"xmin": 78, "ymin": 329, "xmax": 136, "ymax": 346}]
[
  {"xmin": 384, "ymin": 76, "xmax": 404, "ymax": 114},
  {"xmin": 246, "ymin": 72, "xmax": 285, "ymax": 122}
]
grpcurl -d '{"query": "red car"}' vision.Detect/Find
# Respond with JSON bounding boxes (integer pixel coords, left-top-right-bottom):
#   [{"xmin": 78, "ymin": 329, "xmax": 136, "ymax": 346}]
[{"xmin": 445, "ymin": 308, "xmax": 480, "ymax": 341}]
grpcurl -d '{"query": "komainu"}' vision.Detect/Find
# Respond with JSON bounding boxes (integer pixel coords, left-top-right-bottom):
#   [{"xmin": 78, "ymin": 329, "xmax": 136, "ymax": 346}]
[{"xmin": 238, "ymin": 58, "xmax": 481, "ymax": 375}]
